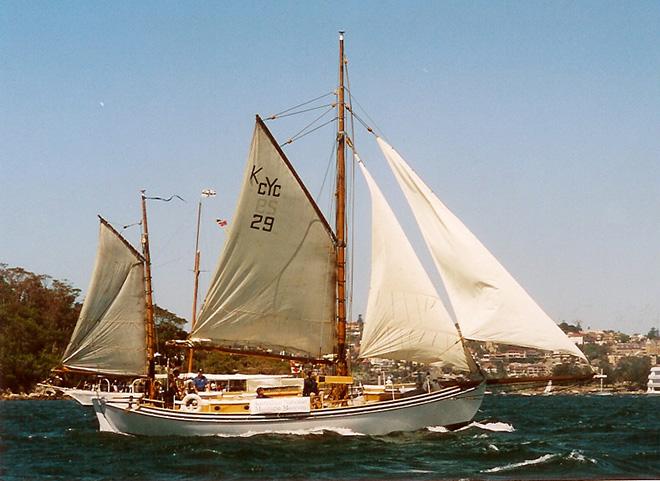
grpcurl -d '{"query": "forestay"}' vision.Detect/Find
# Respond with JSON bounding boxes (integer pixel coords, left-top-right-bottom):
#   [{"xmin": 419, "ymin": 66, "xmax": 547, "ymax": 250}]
[
  {"xmin": 192, "ymin": 118, "xmax": 336, "ymax": 357},
  {"xmin": 357, "ymin": 159, "xmax": 470, "ymax": 370},
  {"xmin": 62, "ymin": 220, "xmax": 148, "ymax": 375},
  {"xmin": 378, "ymin": 138, "xmax": 586, "ymax": 360}
]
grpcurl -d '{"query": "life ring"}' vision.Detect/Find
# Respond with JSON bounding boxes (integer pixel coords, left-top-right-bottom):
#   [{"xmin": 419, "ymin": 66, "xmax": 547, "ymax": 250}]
[{"xmin": 181, "ymin": 393, "xmax": 203, "ymax": 412}]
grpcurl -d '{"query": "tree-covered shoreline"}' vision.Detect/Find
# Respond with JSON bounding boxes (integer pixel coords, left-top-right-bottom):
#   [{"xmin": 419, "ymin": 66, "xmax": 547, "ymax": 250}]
[
  {"xmin": 0, "ymin": 264, "xmax": 288, "ymax": 395},
  {"xmin": 0, "ymin": 264, "xmax": 655, "ymax": 395},
  {"xmin": 0, "ymin": 264, "xmax": 80, "ymax": 393}
]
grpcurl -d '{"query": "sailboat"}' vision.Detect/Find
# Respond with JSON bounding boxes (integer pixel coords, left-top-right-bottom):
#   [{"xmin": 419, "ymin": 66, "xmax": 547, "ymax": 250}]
[
  {"xmin": 49, "ymin": 197, "xmax": 158, "ymax": 406},
  {"xmin": 94, "ymin": 33, "xmax": 588, "ymax": 436},
  {"xmin": 542, "ymin": 380, "xmax": 553, "ymax": 396},
  {"xmin": 593, "ymin": 369, "xmax": 612, "ymax": 395}
]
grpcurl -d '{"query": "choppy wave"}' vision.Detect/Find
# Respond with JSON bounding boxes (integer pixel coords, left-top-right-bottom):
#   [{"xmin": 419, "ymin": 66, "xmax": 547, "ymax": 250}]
[
  {"xmin": 567, "ymin": 449, "xmax": 597, "ymax": 464},
  {"xmin": 3, "ymin": 396, "xmax": 658, "ymax": 481},
  {"xmin": 469, "ymin": 421, "xmax": 515, "ymax": 432},
  {"xmin": 482, "ymin": 450, "xmax": 598, "ymax": 473},
  {"xmin": 482, "ymin": 453, "xmax": 559, "ymax": 473},
  {"xmin": 427, "ymin": 420, "xmax": 515, "ymax": 433}
]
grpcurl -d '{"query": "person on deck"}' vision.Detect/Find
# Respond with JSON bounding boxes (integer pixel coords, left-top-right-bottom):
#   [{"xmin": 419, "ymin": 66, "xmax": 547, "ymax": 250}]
[
  {"xmin": 193, "ymin": 369, "xmax": 208, "ymax": 392},
  {"xmin": 302, "ymin": 371, "xmax": 319, "ymax": 397},
  {"xmin": 256, "ymin": 387, "xmax": 269, "ymax": 398},
  {"xmin": 165, "ymin": 369, "xmax": 180, "ymax": 409}
]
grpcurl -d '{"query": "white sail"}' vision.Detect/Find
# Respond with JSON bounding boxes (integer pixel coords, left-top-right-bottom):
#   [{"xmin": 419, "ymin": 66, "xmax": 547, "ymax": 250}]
[
  {"xmin": 192, "ymin": 118, "xmax": 336, "ymax": 357},
  {"xmin": 357, "ymin": 159, "xmax": 469, "ymax": 370},
  {"xmin": 62, "ymin": 219, "xmax": 148, "ymax": 375},
  {"xmin": 377, "ymin": 137, "xmax": 586, "ymax": 360}
]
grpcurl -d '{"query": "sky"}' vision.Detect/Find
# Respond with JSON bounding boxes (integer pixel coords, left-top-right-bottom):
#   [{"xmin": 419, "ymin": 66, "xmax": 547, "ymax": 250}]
[{"xmin": 1, "ymin": 1, "xmax": 659, "ymax": 335}]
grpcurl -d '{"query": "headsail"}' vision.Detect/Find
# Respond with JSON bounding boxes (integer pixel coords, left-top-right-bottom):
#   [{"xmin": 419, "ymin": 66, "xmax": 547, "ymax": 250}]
[
  {"xmin": 357, "ymin": 159, "xmax": 470, "ymax": 370},
  {"xmin": 192, "ymin": 117, "xmax": 336, "ymax": 358},
  {"xmin": 62, "ymin": 217, "xmax": 148, "ymax": 375},
  {"xmin": 377, "ymin": 137, "xmax": 586, "ymax": 360}
]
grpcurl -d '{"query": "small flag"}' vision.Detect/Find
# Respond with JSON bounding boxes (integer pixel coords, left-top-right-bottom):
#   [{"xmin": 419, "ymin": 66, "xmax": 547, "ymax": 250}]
[
  {"xmin": 289, "ymin": 361, "xmax": 302, "ymax": 375},
  {"xmin": 216, "ymin": 218, "xmax": 228, "ymax": 227},
  {"xmin": 202, "ymin": 189, "xmax": 216, "ymax": 198}
]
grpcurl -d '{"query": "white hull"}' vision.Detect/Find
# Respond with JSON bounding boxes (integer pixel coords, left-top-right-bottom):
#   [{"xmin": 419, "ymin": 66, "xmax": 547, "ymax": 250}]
[
  {"xmin": 93, "ymin": 382, "xmax": 485, "ymax": 436},
  {"xmin": 55, "ymin": 387, "xmax": 143, "ymax": 406}
]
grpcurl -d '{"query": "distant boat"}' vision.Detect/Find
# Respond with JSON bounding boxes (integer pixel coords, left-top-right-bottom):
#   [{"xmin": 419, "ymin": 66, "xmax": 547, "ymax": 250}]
[
  {"xmin": 94, "ymin": 33, "xmax": 589, "ymax": 437},
  {"xmin": 593, "ymin": 369, "xmax": 612, "ymax": 396},
  {"xmin": 647, "ymin": 366, "xmax": 660, "ymax": 395},
  {"xmin": 542, "ymin": 380, "xmax": 553, "ymax": 396}
]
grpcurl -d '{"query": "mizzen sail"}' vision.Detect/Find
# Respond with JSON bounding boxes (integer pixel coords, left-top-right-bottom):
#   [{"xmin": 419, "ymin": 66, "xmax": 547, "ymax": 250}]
[
  {"xmin": 192, "ymin": 117, "xmax": 336, "ymax": 358},
  {"xmin": 62, "ymin": 218, "xmax": 148, "ymax": 375},
  {"xmin": 377, "ymin": 137, "xmax": 586, "ymax": 360},
  {"xmin": 357, "ymin": 159, "xmax": 470, "ymax": 370}
]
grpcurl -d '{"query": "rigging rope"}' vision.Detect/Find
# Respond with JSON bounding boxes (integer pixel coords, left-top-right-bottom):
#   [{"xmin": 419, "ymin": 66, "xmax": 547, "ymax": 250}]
[
  {"xmin": 345, "ymin": 104, "xmax": 377, "ymax": 137},
  {"xmin": 267, "ymin": 103, "xmax": 336, "ymax": 120},
  {"xmin": 344, "ymin": 58, "xmax": 357, "ymax": 328},
  {"xmin": 122, "ymin": 221, "xmax": 142, "ymax": 230},
  {"xmin": 265, "ymin": 92, "xmax": 335, "ymax": 120},
  {"xmin": 280, "ymin": 110, "xmax": 337, "ymax": 146},
  {"xmin": 317, "ymin": 139, "xmax": 337, "ymax": 204}
]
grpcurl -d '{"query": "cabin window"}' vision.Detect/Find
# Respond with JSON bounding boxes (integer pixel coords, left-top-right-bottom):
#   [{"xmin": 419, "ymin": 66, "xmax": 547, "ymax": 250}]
[{"xmin": 227, "ymin": 380, "xmax": 247, "ymax": 392}]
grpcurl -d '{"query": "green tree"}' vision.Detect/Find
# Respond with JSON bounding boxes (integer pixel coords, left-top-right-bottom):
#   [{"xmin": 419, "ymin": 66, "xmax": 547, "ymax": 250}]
[
  {"xmin": 194, "ymin": 351, "xmax": 290, "ymax": 375},
  {"xmin": 648, "ymin": 327, "xmax": 659, "ymax": 340},
  {"xmin": 615, "ymin": 333, "xmax": 631, "ymax": 343},
  {"xmin": 0, "ymin": 265, "xmax": 80, "ymax": 393},
  {"xmin": 598, "ymin": 362, "xmax": 615, "ymax": 385},
  {"xmin": 150, "ymin": 306, "xmax": 290, "ymax": 375},
  {"xmin": 614, "ymin": 356, "xmax": 651, "ymax": 389},
  {"xmin": 153, "ymin": 305, "xmax": 188, "ymax": 362},
  {"xmin": 581, "ymin": 343, "xmax": 610, "ymax": 363},
  {"xmin": 558, "ymin": 321, "xmax": 581, "ymax": 334},
  {"xmin": 552, "ymin": 363, "xmax": 592, "ymax": 377}
]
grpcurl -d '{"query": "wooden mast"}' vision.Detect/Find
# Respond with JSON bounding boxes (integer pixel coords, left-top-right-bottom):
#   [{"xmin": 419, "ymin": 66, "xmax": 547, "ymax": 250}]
[
  {"xmin": 140, "ymin": 190, "xmax": 157, "ymax": 398},
  {"xmin": 335, "ymin": 31, "xmax": 348, "ymax": 376},
  {"xmin": 186, "ymin": 199, "xmax": 203, "ymax": 373}
]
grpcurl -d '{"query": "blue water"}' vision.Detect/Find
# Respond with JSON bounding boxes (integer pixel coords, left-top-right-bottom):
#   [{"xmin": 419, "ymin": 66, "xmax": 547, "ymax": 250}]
[{"xmin": 1, "ymin": 395, "xmax": 658, "ymax": 480}]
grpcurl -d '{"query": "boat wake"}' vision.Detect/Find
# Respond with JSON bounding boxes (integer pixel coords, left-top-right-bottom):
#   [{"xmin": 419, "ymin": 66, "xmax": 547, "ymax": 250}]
[
  {"xmin": 469, "ymin": 421, "xmax": 515, "ymax": 432},
  {"xmin": 482, "ymin": 450, "xmax": 597, "ymax": 473},
  {"xmin": 211, "ymin": 427, "xmax": 365, "ymax": 437},
  {"xmin": 427, "ymin": 420, "xmax": 515, "ymax": 433}
]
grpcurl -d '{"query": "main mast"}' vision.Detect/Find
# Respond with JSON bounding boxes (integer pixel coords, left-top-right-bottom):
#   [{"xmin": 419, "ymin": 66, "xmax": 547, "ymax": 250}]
[
  {"xmin": 335, "ymin": 31, "xmax": 348, "ymax": 376},
  {"xmin": 140, "ymin": 190, "xmax": 157, "ymax": 397}
]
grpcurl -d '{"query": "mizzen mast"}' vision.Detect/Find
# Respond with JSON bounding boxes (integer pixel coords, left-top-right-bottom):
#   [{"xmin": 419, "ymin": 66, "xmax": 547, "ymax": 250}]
[
  {"xmin": 186, "ymin": 198, "xmax": 203, "ymax": 373},
  {"xmin": 335, "ymin": 31, "xmax": 348, "ymax": 376},
  {"xmin": 186, "ymin": 189, "xmax": 216, "ymax": 372},
  {"xmin": 140, "ymin": 190, "xmax": 157, "ymax": 397}
]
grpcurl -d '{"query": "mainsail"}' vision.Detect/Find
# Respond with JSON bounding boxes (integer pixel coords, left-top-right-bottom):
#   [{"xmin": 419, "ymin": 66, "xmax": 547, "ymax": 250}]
[
  {"xmin": 357, "ymin": 160, "xmax": 470, "ymax": 370},
  {"xmin": 377, "ymin": 137, "xmax": 586, "ymax": 360},
  {"xmin": 62, "ymin": 217, "xmax": 148, "ymax": 376},
  {"xmin": 192, "ymin": 117, "xmax": 337, "ymax": 358}
]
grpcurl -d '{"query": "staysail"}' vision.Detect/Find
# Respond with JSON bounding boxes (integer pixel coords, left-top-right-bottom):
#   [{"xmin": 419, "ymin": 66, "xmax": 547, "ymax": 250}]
[
  {"xmin": 377, "ymin": 138, "xmax": 586, "ymax": 360},
  {"xmin": 357, "ymin": 159, "xmax": 470, "ymax": 370},
  {"xmin": 62, "ymin": 218, "xmax": 148, "ymax": 375},
  {"xmin": 192, "ymin": 117, "xmax": 336, "ymax": 358}
]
